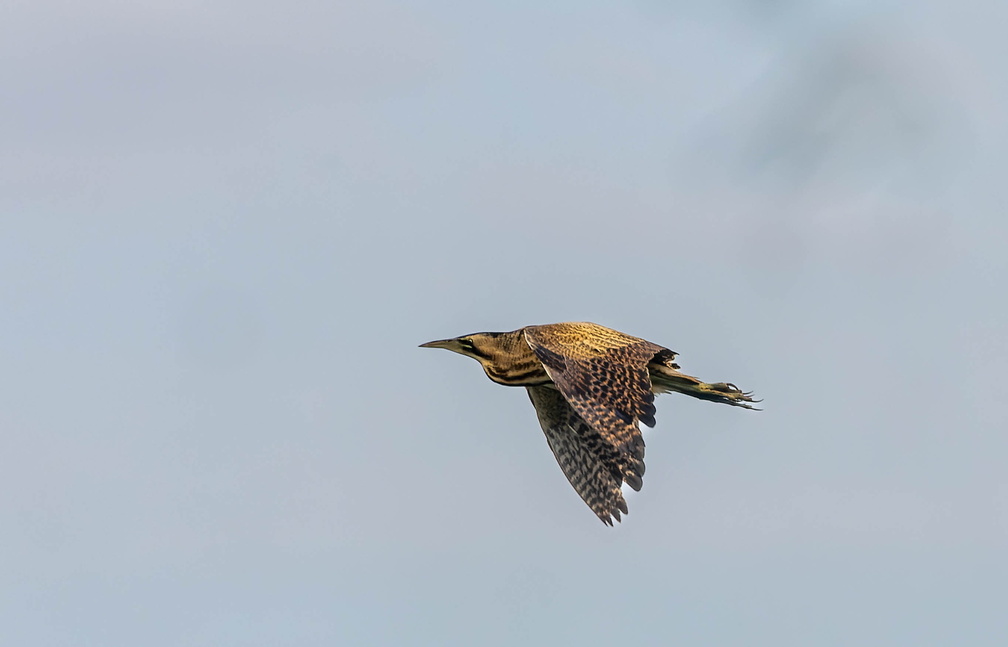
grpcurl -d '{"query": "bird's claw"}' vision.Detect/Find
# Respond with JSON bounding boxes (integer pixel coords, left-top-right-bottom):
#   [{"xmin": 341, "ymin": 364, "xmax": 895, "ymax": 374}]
[{"xmin": 707, "ymin": 382, "xmax": 762, "ymax": 410}]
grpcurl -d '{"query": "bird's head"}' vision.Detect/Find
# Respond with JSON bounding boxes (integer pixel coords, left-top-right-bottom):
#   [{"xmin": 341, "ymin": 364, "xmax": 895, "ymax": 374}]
[{"xmin": 419, "ymin": 332, "xmax": 503, "ymax": 368}]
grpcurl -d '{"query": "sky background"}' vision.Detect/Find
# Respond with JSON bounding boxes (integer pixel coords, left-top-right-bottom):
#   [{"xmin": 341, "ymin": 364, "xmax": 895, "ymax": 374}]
[{"xmin": 2, "ymin": 1, "xmax": 1007, "ymax": 645}]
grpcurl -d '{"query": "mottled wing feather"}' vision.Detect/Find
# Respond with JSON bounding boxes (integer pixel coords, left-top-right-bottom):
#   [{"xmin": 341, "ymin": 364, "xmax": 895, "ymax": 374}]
[
  {"xmin": 527, "ymin": 386, "xmax": 629, "ymax": 525},
  {"xmin": 524, "ymin": 323, "xmax": 663, "ymax": 495}
]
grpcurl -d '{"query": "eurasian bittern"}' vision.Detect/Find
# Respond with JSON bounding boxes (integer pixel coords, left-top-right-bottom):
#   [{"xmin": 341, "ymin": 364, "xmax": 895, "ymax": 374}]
[{"xmin": 421, "ymin": 322, "xmax": 758, "ymax": 525}]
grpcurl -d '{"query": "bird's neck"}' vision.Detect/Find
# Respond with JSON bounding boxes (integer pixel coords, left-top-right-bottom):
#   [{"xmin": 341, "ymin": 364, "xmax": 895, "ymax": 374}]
[{"xmin": 480, "ymin": 331, "xmax": 552, "ymax": 386}]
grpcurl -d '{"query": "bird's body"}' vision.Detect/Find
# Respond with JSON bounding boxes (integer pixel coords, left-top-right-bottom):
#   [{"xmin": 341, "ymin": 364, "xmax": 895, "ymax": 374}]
[{"xmin": 421, "ymin": 322, "xmax": 757, "ymax": 525}]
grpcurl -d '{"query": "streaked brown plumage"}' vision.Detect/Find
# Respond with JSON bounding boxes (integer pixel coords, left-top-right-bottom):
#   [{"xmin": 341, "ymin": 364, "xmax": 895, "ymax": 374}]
[{"xmin": 420, "ymin": 322, "xmax": 758, "ymax": 525}]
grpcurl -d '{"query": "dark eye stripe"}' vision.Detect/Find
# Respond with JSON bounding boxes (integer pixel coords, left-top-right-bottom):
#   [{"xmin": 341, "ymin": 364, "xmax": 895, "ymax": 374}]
[{"xmin": 461, "ymin": 340, "xmax": 491, "ymax": 359}]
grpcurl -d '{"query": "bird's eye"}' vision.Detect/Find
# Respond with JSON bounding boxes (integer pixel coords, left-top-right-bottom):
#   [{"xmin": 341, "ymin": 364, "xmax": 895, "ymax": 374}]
[{"xmin": 459, "ymin": 338, "xmax": 474, "ymax": 349}]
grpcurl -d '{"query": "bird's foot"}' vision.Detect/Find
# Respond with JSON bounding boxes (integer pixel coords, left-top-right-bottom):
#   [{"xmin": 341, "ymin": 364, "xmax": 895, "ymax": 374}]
[{"xmin": 702, "ymin": 382, "xmax": 762, "ymax": 410}]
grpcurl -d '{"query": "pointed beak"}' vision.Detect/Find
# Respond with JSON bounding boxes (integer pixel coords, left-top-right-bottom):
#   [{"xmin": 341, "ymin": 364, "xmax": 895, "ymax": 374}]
[{"xmin": 419, "ymin": 338, "xmax": 455, "ymax": 350}]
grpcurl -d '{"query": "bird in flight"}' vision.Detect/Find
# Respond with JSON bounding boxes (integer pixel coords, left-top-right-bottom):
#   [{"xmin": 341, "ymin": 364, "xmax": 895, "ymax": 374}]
[{"xmin": 420, "ymin": 322, "xmax": 758, "ymax": 525}]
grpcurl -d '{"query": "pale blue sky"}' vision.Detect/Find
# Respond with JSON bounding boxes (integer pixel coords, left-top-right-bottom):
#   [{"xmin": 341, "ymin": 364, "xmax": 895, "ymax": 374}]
[{"xmin": 2, "ymin": 1, "xmax": 1006, "ymax": 645}]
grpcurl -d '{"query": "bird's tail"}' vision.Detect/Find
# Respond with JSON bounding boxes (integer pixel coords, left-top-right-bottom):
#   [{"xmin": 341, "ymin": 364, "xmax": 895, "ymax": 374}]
[{"xmin": 649, "ymin": 360, "xmax": 760, "ymax": 410}]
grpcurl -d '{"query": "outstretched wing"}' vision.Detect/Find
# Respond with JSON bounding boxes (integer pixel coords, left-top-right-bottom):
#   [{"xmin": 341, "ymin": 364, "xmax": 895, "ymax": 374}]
[
  {"xmin": 527, "ymin": 386, "xmax": 630, "ymax": 525},
  {"xmin": 523, "ymin": 323, "xmax": 663, "ymax": 501}
]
